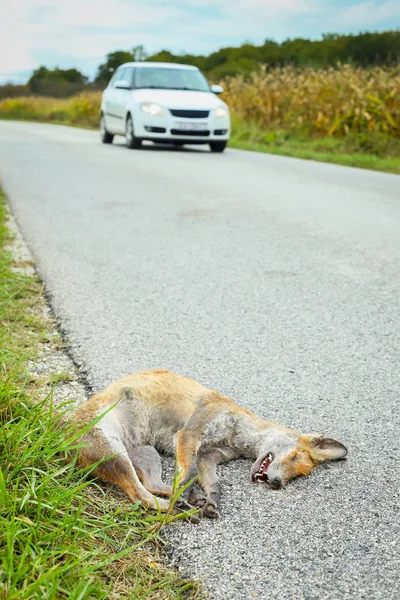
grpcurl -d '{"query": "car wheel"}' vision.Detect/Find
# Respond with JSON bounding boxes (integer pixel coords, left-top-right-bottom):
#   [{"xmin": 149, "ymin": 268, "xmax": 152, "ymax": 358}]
[
  {"xmin": 100, "ymin": 114, "xmax": 114, "ymax": 144},
  {"xmin": 126, "ymin": 115, "xmax": 142, "ymax": 149},
  {"xmin": 209, "ymin": 141, "xmax": 227, "ymax": 153}
]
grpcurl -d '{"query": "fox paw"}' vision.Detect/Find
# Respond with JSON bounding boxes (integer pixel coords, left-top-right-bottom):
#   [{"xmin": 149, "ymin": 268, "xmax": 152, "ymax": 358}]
[
  {"xmin": 174, "ymin": 499, "xmax": 201, "ymax": 524},
  {"xmin": 202, "ymin": 501, "xmax": 221, "ymax": 519},
  {"xmin": 175, "ymin": 497, "xmax": 193, "ymax": 511},
  {"xmin": 188, "ymin": 489, "xmax": 207, "ymax": 508}
]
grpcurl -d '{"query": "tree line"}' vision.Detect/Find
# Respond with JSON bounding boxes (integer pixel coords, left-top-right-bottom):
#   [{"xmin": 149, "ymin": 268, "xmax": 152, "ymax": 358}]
[
  {"xmin": 146, "ymin": 30, "xmax": 400, "ymax": 79},
  {"xmin": 1, "ymin": 30, "xmax": 399, "ymax": 99}
]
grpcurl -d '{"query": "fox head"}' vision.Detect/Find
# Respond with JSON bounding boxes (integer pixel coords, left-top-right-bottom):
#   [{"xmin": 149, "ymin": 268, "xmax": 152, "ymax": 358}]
[{"xmin": 250, "ymin": 430, "xmax": 347, "ymax": 489}]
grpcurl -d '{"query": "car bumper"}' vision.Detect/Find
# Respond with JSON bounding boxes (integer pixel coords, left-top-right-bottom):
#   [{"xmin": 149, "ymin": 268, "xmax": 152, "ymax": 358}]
[{"xmin": 133, "ymin": 112, "xmax": 230, "ymax": 143}]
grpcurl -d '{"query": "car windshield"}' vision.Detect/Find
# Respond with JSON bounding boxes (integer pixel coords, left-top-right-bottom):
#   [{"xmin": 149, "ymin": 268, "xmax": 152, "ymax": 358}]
[{"xmin": 134, "ymin": 67, "xmax": 210, "ymax": 92}]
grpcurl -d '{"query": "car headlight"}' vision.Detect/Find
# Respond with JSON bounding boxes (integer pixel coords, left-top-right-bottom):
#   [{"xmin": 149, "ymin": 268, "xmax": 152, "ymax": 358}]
[
  {"xmin": 215, "ymin": 107, "xmax": 229, "ymax": 118},
  {"xmin": 141, "ymin": 102, "xmax": 164, "ymax": 116}
]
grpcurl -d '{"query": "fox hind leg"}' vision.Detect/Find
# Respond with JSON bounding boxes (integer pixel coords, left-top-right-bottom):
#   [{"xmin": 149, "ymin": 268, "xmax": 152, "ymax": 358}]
[
  {"xmin": 128, "ymin": 444, "xmax": 201, "ymax": 522},
  {"xmin": 128, "ymin": 445, "xmax": 173, "ymax": 497},
  {"xmin": 79, "ymin": 435, "xmax": 170, "ymax": 511}
]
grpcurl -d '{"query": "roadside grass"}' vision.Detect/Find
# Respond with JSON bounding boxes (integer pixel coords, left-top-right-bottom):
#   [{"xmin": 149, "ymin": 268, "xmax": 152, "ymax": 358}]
[
  {"xmin": 229, "ymin": 122, "xmax": 400, "ymax": 174},
  {"xmin": 0, "ymin": 189, "xmax": 200, "ymax": 599}
]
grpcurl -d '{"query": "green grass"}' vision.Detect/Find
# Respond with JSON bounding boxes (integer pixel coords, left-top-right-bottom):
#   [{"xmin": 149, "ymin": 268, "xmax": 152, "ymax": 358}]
[
  {"xmin": 229, "ymin": 136, "xmax": 400, "ymax": 174},
  {"xmin": 229, "ymin": 118, "xmax": 400, "ymax": 174},
  {"xmin": 0, "ymin": 190, "xmax": 200, "ymax": 599}
]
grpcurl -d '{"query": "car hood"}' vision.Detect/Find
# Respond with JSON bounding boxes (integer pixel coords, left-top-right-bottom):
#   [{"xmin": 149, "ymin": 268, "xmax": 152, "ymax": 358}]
[{"xmin": 131, "ymin": 89, "xmax": 227, "ymax": 110}]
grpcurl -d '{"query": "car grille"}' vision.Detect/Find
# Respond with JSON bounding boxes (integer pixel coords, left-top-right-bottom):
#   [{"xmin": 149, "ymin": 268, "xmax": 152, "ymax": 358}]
[
  {"xmin": 171, "ymin": 129, "xmax": 210, "ymax": 137},
  {"xmin": 169, "ymin": 109, "xmax": 209, "ymax": 118}
]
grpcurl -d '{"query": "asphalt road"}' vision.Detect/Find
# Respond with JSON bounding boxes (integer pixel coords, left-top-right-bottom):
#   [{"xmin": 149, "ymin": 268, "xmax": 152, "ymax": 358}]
[{"xmin": 1, "ymin": 121, "xmax": 399, "ymax": 600}]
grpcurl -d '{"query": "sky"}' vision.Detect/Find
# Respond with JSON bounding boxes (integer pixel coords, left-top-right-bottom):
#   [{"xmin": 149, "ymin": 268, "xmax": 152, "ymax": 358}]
[{"xmin": 1, "ymin": 0, "xmax": 400, "ymax": 83}]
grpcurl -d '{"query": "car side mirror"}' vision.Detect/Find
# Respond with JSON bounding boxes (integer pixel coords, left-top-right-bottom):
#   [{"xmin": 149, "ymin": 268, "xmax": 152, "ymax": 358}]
[
  {"xmin": 211, "ymin": 84, "xmax": 224, "ymax": 95},
  {"xmin": 115, "ymin": 80, "xmax": 131, "ymax": 90}
]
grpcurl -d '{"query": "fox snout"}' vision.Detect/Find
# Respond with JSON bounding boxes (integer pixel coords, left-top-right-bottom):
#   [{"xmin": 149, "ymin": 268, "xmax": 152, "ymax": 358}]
[
  {"xmin": 268, "ymin": 476, "xmax": 282, "ymax": 490},
  {"xmin": 250, "ymin": 453, "xmax": 283, "ymax": 489}
]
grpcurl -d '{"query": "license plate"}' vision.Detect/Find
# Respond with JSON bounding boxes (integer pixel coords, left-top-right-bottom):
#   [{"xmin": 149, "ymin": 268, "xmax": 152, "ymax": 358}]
[{"xmin": 174, "ymin": 121, "xmax": 207, "ymax": 131}]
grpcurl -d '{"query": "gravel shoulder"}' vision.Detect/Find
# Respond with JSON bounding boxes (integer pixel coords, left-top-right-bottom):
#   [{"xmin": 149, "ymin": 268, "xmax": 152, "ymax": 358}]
[{"xmin": 5, "ymin": 207, "xmax": 87, "ymax": 407}]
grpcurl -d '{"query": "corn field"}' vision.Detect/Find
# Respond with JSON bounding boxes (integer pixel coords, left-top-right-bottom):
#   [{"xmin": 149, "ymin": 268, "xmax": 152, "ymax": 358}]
[
  {"xmin": 0, "ymin": 64, "xmax": 399, "ymax": 139},
  {"xmin": 223, "ymin": 64, "xmax": 399, "ymax": 137}
]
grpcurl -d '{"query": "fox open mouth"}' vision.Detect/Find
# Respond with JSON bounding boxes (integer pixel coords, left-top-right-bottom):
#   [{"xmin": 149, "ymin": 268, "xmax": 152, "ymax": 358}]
[{"xmin": 252, "ymin": 453, "xmax": 273, "ymax": 482}]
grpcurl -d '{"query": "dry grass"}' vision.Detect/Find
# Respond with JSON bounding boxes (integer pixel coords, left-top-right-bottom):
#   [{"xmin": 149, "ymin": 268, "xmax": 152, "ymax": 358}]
[{"xmin": 0, "ymin": 92, "xmax": 101, "ymax": 127}]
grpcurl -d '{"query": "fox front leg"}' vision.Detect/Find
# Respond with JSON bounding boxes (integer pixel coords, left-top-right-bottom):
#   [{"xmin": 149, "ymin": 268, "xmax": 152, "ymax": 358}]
[
  {"xmin": 197, "ymin": 450, "xmax": 225, "ymax": 518},
  {"xmin": 175, "ymin": 430, "xmax": 201, "ymax": 508}
]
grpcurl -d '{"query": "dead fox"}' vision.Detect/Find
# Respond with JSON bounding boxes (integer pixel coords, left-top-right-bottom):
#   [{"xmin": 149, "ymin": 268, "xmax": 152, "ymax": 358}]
[{"xmin": 72, "ymin": 369, "xmax": 347, "ymax": 518}]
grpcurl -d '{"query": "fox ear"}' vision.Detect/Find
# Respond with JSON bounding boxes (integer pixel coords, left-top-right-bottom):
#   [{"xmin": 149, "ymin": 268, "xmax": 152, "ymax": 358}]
[{"xmin": 301, "ymin": 434, "xmax": 348, "ymax": 462}]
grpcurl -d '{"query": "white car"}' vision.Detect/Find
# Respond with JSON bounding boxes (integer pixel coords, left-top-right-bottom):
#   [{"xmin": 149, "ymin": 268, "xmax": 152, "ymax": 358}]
[{"xmin": 100, "ymin": 62, "xmax": 230, "ymax": 153}]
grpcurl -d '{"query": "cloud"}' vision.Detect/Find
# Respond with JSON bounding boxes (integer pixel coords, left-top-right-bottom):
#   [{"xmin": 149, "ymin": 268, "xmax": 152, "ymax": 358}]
[
  {"xmin": 0, "ymin": 0, "xmax": 399, "ymax": 83},
  {"xmin": 333, "ymin": 0, "xmax": 400, "ymax": 28},
  {"xmin": 239, "ymin": 0, "xmax": 315, "ymax": 13}
]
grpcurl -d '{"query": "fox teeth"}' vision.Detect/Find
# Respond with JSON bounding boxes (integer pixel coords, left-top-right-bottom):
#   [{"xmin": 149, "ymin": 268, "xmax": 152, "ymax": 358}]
[{"xmin": 261, "ymin": 455, "xmax": 272, "ymax": 468}]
